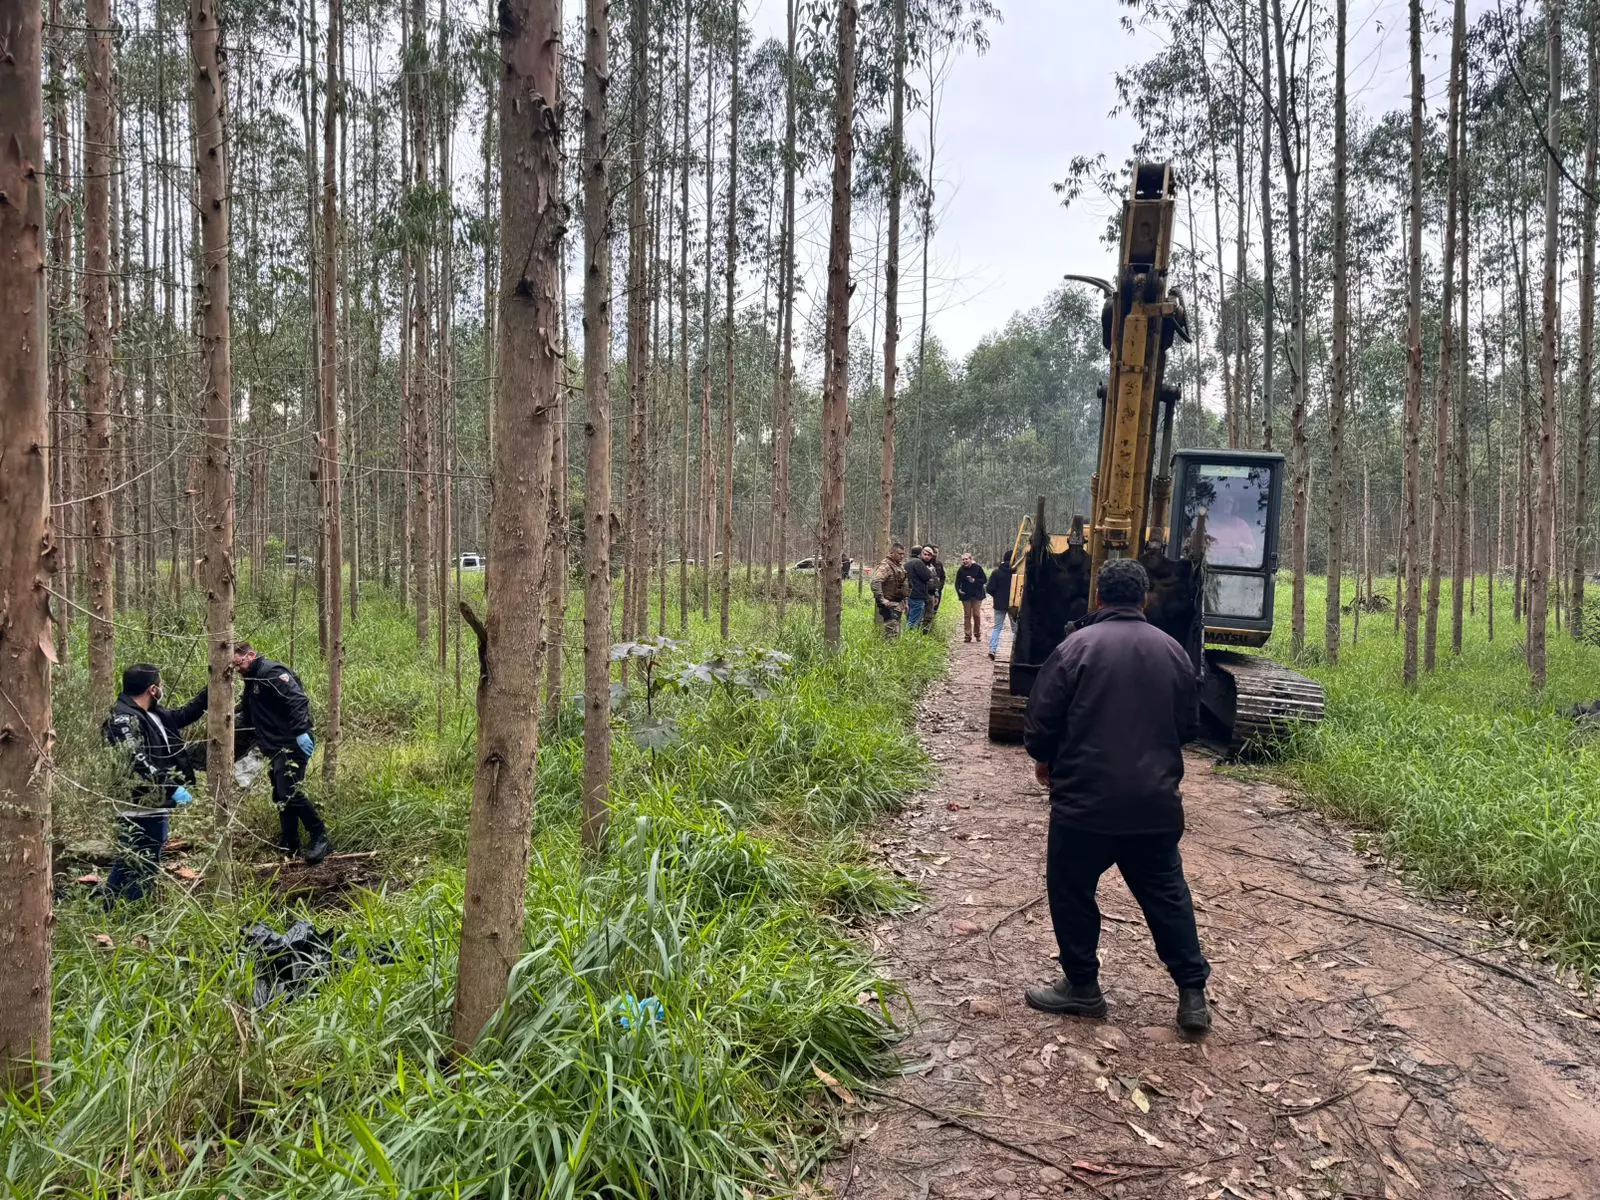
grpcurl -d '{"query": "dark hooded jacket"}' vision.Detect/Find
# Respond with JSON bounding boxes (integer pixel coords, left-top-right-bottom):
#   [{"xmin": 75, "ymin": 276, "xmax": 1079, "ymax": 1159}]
[
  {"xmin": 1022, "ymin": 606, "xmax": 1198, "ymax": 835},
  {"xmin": 103, "ymin": 687, "xmax": 209, "ymax": 810},
  {"xmin": 238, "ymin": 656, "xmax": 314, "ymax": 754},
  {"xmin": 986, "ymin": 561, "xmax": 1015, "ymax": 612},
  {"xmin": 906, "ymin": 557, "xmax": 933, "ymax": 601}
]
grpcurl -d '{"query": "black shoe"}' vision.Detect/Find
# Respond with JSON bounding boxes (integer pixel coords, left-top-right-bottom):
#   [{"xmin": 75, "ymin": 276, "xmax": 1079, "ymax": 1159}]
[
  {"xmin": 1177, "ymin": 987, "xmax": 1211, "ymax": 1033},
  {"xmin": 303, "ymin": 835, "xmax": 332, "ymax": 866},
  {"xmin": 1024, "ymin": 978, "xmax": 1108, "ymax": 1018}
]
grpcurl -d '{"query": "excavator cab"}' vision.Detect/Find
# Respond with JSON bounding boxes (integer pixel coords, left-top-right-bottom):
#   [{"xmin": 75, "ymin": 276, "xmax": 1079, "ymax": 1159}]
[{"xmin": 1168, "ymin": 449, "xmax": 1284, "ymax": 649}]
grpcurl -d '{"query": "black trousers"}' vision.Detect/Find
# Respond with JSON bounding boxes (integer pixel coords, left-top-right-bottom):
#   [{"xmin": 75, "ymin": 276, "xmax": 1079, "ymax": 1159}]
[
  {"xmin": 269, "ymin": 747, "xmax": 326, "ymax": 850},
  {"xmin": 1045, "ymin": 815, "xmax": 1210, "ymax": 990},
  {"xmin": 105, "ymin": 811, "xmax": 170, "ymax": 902}
]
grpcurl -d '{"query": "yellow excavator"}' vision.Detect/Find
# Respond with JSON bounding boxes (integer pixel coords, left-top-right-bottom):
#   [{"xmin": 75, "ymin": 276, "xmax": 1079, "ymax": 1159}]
[{"xmin": 987, "ymin": 162, "xmax": 1324, "ymax": 754}]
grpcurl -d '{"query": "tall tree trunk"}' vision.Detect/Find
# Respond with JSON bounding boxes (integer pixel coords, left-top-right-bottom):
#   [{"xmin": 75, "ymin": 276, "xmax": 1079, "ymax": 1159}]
[
  {"xmin": 678, "ymin": 0, "xmax": 691, "ymax": 632},
  {"xmin": 1258, "ymin": 0, "xmax": 1275, "ymax": 451},
  {"xmin": 820, "ymin": 0, "xmax": 857, "ymax": 651},
  {"xmin": 1270, "ymin": 0, "xmax": 1306, "ymax": 655},
  {"xmin": 191, "ymin": 0, "xmax": 238, "ymax": 886},
  {"xmin": 1401, "ymin": 0, "xmax": 1424, "ymax": 685},
  {"xmin": 1325, "ymin": 0, "xmax": 1348, "ymax": 664},
  {"xmin": 320, "ymin": 0, "xmax": 344, "ymax": 782},
  {"xmin": 84, "ymin": 0, "xmax": 116, "ymax": 707},
  {"xmin": 720, "ymin": 1, "xmax": 740, "ymax": 639},
  {"xmin": 773, "ymin": 0, "xmax": 798, "ymax": 624},
  {"xmin": 1531, "ymin": 0, "xmax": 1563, "ymax": 689},
  {"xmin": 0, "ymin": 0, "xmax": 52, "ymax": 1092},
  {"xmin": 409, "ymin": 0, "xmax": 432, "ymax": 648},
  {"xmin": 623, "ymin": 0, "xmax": 650, "ymax": 644},
  {"xmin": 1425, "ymin": 0, "xmax": 1464, "ymax": 671},
  {"xmin": 1574, "ymin": 5, "xmax": 1598, "ymax": 638},
  {"xmin": 580, "ymin": 0, "xmax": 614, "ymax": 854},
  {"xmin": 451, "ymin": 0, "xmax": 561, "ymax": 1054},
  {"xmin": 877, "ymin": 0, "xmax": 905, "ymax": 564},
  {"xmin": 1453, "ymin": 18, "xmax": 1472, "ymax": 655},
  {"xmin": 699, "ymin": 52, "xmax": 715, "ymax": 622}
]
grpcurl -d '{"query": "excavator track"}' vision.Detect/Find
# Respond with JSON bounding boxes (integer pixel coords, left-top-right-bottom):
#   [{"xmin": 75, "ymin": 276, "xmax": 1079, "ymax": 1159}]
[
  {"xmin": 1203, "ymin": 649, "xmax": 1325, "ymax": 758},
  {"xmin": 987, "ymin": 624, "xmax": 1027, "ymax": 743}
]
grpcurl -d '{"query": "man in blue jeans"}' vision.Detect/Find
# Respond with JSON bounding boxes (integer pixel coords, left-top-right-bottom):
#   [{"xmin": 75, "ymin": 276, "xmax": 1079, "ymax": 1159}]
[
  {"xmin": 1021, "ymin": 559, "xmax": 1210, "ymax": 1034},
  {"xmin": 986, "ymin": 550, "xmax": 1014, "ymax": 658},
  {"xmin": 102, "ymin": 664, "xmax": 209, "ymax": 901},
  {"xmin": 906, "ymin": 545, "xmax": 934, "ymax": 632}
]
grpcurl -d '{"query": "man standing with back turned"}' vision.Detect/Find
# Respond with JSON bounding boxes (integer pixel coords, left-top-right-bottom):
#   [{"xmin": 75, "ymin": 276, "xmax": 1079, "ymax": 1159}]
[
  {"xmin": 233, "ymin": 641, "xmax": 332, "ymax": 865},
  {"xmin": 1021, "ymin": 559, "xmax": 1211, "ymax": 1033}
]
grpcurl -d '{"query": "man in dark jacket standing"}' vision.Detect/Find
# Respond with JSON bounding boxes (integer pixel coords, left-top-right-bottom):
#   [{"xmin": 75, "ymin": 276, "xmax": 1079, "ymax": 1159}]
[
  {"xmin": 1021, "ymin": 559, "xmax": 1210, "ymax": 1033},
  {"xmin": 233, "ymin": 641, "xmax": 331, "ymax": 864},
  {"xmin": 954, "ymin": 553, "xmax": 987, "ymax": 642},
  {"xmin": 102, "ymin": 664, "xmax": 209, "ymax": 901},
  {"xmin": 906, "ymin": 546, "xmax": 934, "ymax": 631},
  {"xmin": 927, "ymin": 546, "xmax": 948, "ymax": 628},
  {"xmin": 986, "ymin": 551, "xmax": 1014, "ymax": 660}
]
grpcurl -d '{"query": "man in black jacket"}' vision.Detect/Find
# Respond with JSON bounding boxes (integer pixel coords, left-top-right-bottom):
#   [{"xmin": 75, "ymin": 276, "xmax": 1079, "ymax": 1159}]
[
  {"xmin": 927, "ymin": 546, "xmax": 948, "ymax": 628},
  {"xmin": 1021, "ymin": 559, "xmax": 1210, "ymax": 1033},
  {"xmin": 233, "ymin": 641, "xmax": 331, "ymax": 864},
  {"xmin": 102, "ymin": 664, "xmax": 209, "ymax": 901},
  {"xmin": 986, "ymin": 551, "xmax": 1014, "ymax": 660},
  {"xmin": 906, "ymin": 546, "xmax": 934, "ymax": 631},
  {"xmin": 954, "ymin": 553, "xmax": 987, "ymax": 642}
]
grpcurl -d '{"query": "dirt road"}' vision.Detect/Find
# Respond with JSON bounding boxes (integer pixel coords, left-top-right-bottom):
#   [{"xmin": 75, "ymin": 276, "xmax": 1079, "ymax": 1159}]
[{"xmin": 825, "ymin": 635, "xmax": 1600, "ymax": 1200}]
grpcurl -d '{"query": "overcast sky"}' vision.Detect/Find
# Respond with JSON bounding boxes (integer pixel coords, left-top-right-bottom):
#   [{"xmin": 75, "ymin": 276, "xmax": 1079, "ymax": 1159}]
[{"xmin": 734, "ymin": 0, "xmax": 1479, "ymax": 361}]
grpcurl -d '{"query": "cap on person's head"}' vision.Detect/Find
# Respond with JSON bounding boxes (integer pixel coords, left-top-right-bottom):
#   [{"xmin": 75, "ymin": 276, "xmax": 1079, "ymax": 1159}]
[
  {"xmin": 122, "ymin": 663, "xmax": 161, "ymax": 696},
  {"xmin": 1097, "ymin": 559, "xmax": 1150, "ymax": 608}
]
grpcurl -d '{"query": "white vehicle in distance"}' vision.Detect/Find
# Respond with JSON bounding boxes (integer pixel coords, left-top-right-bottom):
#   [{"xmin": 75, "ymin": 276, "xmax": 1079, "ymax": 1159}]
[{"xmin": 459, "ymin": 552, "xmax": 486, "ymax": 570}]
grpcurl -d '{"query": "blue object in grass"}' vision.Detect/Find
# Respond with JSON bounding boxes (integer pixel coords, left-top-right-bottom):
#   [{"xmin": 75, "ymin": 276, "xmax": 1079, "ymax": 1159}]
[
  {"xmin": 617, "ymin": 994, "xmax": 664, "ymax": 1029},
  {"xmin": 171, "ymin": 786, "xmax": 194, "ymax": 808}
]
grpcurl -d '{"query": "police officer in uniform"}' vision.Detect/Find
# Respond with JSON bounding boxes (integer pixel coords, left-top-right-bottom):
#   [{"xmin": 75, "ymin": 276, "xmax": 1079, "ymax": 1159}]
[
  {"xmin": 102, "ymin": 664, "xmax": 209, "ymax": 901},
  {"xmin": 871, "ymin": 542, "xmax": 910, "ymax": 635},
  {"xmin": 232, "ymin": 641, "xmax": 332, "ymax": 864}
]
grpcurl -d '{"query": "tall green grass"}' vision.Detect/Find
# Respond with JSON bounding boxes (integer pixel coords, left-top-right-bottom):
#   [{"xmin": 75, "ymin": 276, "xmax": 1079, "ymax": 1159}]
[
  {"xmin": 7, "ymin": 580, "xmax": 946, "ymax": 1198},
  {"xmin": 1264, "ymin": 576, "xmax": 1600, "ymax": 975}
]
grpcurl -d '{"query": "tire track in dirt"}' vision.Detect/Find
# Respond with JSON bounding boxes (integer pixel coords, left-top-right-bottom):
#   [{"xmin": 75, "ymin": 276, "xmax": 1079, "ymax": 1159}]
[{"xmin": 824, "ymin": 635, "xmax": 1600, "ymax": 1200}]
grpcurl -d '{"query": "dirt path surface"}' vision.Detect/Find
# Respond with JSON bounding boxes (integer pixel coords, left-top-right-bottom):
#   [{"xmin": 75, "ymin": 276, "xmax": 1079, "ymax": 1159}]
[{"xmin": 824, "ymin": 636, "xmax": 1600, "ymax": 1200}]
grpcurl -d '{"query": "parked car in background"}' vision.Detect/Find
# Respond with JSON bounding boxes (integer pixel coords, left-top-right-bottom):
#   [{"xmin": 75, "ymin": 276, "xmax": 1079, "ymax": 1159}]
[
  {"xmin": 459, "ymin": 552, "xmax": 486, "ymax": 571},
  {"xmin": 282, "ymin": 553, "xmax": 313, "ymax": 569},
  {"xmin": 791, "ymin": 556, "xmax": 854, "ymax": 577}
]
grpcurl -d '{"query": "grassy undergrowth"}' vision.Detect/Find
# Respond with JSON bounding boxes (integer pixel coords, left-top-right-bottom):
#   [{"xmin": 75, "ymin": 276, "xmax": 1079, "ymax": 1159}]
[
  {"xmin": 7, "ymin": 576, "xmax": 946, "ymax": 1198},
  {"xmin": 1263, "ymin": 575, "xmax": 1600, "ymax": 977}
]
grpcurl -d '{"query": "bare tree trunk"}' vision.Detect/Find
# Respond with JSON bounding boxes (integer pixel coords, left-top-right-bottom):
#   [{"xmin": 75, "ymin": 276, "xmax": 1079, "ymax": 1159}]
[
  {"xmin": 84, "ymin": 0, "xmax": 116, "ymax": 706},
  {"xmin": 720, "ymin": 1, "xmax": 740, "ymax": 639},
  {"xmin": 1402, "ymin": 0, "xmax": 1424, "ymax": 685},
  {"xmin": 0, "ymin": 0, "xmax": 53, "ymax": 1092},
  {"xmin": 1453, "ymin": 16, "xmax": 1471, "ymax": 656},
  {"xmin": 409, "ymin": 0, "xmax": 432, "ymax": 648},
  {"xmin": 699, "ymin": 53, "xmax": 715, "ymax": 622},
  {"xmin": 1425, "ymin": 0, "xmax": 1464, "ymax": 671},
  {"xmin": 678, "ymin": 1, "xmax": 692, "ymax": 633},
  {"xmin": 1326, "ymin": 0, "xmax": 1348, "ymax": 665},
  {"xmin": 1574, "ymin": 5, "xmax": 1598, "ymax": 638},
  {"xmin": 451, "ymin": 0, "xmax": 561, "ymax": 1054},
  {"xmin": 623, "ymin": 0, "xmax": 650, "ymax": 644},
  {"xmin": 1270, "ymin": 0, "xmax": 1306, "ymax": 654},
  {"xmin": 190, "ymin": 0, "xmax": 239, "ymax": 887},
  {"xmin": 877, "ymin": 0, "xmax": 905, "ymax": 565},
  {"xmin": 1258, "ymin": 0, "xmax": 1275, "ymax": 452},
  {"xmin": 820, "ymin": 0, "xmax": 857, "ymax": 651},
  {"xmin": 320, "ymin": 0, "xmax": 344, "ymax": 783},
  {"xmin": 773, "ymin": 0, "xmax": 798, "ymax": 624},
  {"xmin": 1531, "ymin": 0, "xmax": 1562, "ymax": 688},
  {"xmin": 580, "ymin": 0, "xmax": 614, "ymax": 854}
]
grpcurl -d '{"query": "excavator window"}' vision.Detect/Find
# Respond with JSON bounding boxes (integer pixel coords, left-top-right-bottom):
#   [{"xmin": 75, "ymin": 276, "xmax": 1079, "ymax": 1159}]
[{"xmin": 1168, "ymin": 448, "xmax": 1285, "ymax": 636}]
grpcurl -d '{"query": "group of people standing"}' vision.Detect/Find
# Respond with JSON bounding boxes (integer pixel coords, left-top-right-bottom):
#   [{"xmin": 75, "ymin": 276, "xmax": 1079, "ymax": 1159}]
[{"xmin": 872, "ymin": 542, "xmax": 1015, "ymax": 653}]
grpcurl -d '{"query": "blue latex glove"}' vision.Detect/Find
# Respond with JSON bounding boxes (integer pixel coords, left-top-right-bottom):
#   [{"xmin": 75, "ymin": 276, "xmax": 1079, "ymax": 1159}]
[
  {"xmin": 171, "ymin": 786, "xmax": 194, "ymax": 808},
  {"xmin": 296, "ymin": 732, "xmax": 315, "ymax": 757},
  {"xmin": 617, "ymin": 994, "xmax": 664, "ymax": 1030}
]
